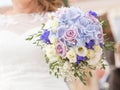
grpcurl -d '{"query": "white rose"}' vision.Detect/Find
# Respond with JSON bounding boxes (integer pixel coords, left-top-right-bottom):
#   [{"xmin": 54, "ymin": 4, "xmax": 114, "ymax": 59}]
[
  {"xmin": 45, "ymin": 45, "xmax": 60, "ymax": 63},
  {"xmin": 87, "ymin": 48, "xmax": 103, "ymax": 65},
  {"xmin": 44, "ymin": 19, "xmax": 58, "ymax": 32}
]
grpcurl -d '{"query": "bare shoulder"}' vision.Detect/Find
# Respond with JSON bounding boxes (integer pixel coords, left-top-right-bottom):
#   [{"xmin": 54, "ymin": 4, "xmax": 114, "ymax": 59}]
[{"xmin": 0, "ymin": 6, "xmax": 12, "ymax": 14}]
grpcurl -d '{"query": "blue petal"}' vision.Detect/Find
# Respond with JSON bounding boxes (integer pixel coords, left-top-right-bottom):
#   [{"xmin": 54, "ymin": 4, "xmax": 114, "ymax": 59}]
[
  {"xmin": 40, "ymin": 29, "xmax": 51, "ymax": 44},
  {"xmin": 85, "ymin": 40, "xmax": 95, "ymax": 49},
  {"xmin": 76, "ymin": 55, "xmax": 87, "ymax": 64},
  {"xmin": 99, "ymin": 43, "xmax": 103, "ymax": 48},
  {"xmin": 89, "ymin": 10, "xmax": 98, "ymax": 18}
]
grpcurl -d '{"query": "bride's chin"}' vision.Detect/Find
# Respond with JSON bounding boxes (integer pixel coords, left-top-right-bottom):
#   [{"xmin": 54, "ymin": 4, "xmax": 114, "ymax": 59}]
[{"xmin": 12, "ymin": 0, "xmax": 34, "ymax": 6}]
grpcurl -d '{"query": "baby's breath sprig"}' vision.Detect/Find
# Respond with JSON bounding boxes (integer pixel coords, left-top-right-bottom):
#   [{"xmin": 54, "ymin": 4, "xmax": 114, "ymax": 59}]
[{"xmin": 26, "ymin": 23, "xmax": 46, "ymax": 48}]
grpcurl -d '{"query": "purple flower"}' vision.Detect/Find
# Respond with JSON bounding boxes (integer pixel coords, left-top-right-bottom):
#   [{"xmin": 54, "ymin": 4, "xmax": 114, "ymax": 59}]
[
  {"xmin": 87, "ymin": 11, "xmax": 98, "ymax": 24},
  {"xmin": 40, "ymin": 29, "xmax": 51, "ymax": 44},
  {"xmin": 56, "ymin": 41, "xmax": 66, "ymax": 57},
  {"xmin": 76, "ymin": 55, "xmax": 87, "ymax": 64},
  {"xmin": 64, "ymin": 28, "xmax": 78, "ymax": 42},
  {"xmin": 85, "ymin": 40, "xmax": 95, "ymax": 49},
  {"xmin": 89, "ymin": 10, "xmax": 98, "ymax": 18},
  {"xmin": 97, "ymin": 33, "xmax": 103, "ymax": 40},
  {"xmin": 99, "ymin": 43, "xmax": 103, "ymax": 48}
]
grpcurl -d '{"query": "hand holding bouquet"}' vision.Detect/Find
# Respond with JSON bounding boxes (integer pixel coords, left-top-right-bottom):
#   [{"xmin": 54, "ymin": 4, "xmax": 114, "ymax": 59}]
[{"xmin": 27, "ymin": 7, "xmax": 105, "ymax": 85}]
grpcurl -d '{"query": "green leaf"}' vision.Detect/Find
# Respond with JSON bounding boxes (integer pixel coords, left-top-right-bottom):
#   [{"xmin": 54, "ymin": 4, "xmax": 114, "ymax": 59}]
[
  {"xmin": 101, "ymin": 64, "xmax": 107, "ymax": 70},
  {"xmin": 33, "ymin": 42, "xmax": 36, "ymax": 44},
  {"xmin": 41, "ymin": 23, "xmax": 45, "ymax": 29},
  {"xmin": 62, "ymin": 0, "xmax": 69, "ymax": 7},
  {"xmin": 49, "ymin": 71, "xmax": 52, "ymax": 74},
  {"xmin": 35, "ymin": 33, "xmax": 41, "ymax": 37},
  {"xmin": 45, "ymin": 55, "xmax": 49, "ymax": 63},
  {"xmin": 49, "ymin": 61, "xmax": 58, "ymax": 71},
  {"xmin": 99, "ymin": 19, "xmax": 107, "ymax": 29},
  {"xmin": 57, "ymin": 68, "xmax": 60, "ymax": 72},
  {"xmin": 88, "ymin": 65, "xmax": 96, "ymax": 70},
  {"xmin": 103, "ymin": 34, "xmax": 109, "ymax": 40},
  {"xmin": 83, "ymin": 61, "xmax": 88, "ymax": 66},
  {"xmin": 79, "ymin": 76, "xmax": 86, "ymax": 85},
  {"xmin": 26, "ymin": 35, "xmax": 34, "ymax": 40},
  {"xmin": 89, "ymin": 71, "xmax": 93, "ymax": 77},
  {"xmin": 74, "ymin": 72, "xmax": 78, "ymax": 77},
  {"xmin": 103, "ymin": 41, "xmax": 115, "ymax": 51}
]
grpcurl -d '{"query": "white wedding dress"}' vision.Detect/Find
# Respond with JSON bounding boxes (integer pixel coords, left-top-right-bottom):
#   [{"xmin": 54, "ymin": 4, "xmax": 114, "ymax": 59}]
[{"xmin": 0, "ymin": 13, "xmax": 68, "ymax": 90}]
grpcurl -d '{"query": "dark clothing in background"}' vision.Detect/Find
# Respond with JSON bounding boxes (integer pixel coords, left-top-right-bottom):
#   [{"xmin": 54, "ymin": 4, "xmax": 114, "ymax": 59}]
[{"xmin": 109, "ymin": 68, "xmax": 120, "ymax": 90}]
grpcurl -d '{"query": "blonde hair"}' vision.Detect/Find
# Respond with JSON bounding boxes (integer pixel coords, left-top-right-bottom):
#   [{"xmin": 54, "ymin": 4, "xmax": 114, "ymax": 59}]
[{"xmin": 37, "ymin": 0, "xmax": 63, "ymax": 13}]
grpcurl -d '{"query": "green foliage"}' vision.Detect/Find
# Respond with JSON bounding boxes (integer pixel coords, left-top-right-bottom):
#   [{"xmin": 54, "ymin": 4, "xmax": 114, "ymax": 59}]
[
  {"xmin": 45, "ymin": 55, "xmax": 49, "ymax": 63},
  {"xmin": 62, "ymin": 0, "xmax": 69, "ymax": 7},
  {"xmin": 99, "ymin": 19, "xmax": 115, "ymax": 51},
  {"xmin": 26, "ymin": 23, "xmax": 46, "ymax": 48},
  {"xmin": 99, "ymin": 19, "xmax": 108, "ymax": 29},
  {"xmin": 103, "ymin": 41, "xmax": 115, "ymax": 51},
  {"xmin": 26, "ymin": 35, "xmax": 34, "ymax": 40}
]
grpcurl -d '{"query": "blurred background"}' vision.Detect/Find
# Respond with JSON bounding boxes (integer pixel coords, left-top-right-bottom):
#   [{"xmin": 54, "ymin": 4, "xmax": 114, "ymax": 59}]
[{"xmin": 0, "ymin": 0, "xmax": 120, "ymax": 90}]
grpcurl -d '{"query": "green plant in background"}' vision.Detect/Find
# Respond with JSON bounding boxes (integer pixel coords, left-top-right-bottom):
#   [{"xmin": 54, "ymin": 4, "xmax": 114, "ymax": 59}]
[
  {"xmin": 99, "ymin": 19, "xmax": 115, "ymax": 51},
  {"xmin": 62, "ymin": 0, "xmax": 69, "ymax": 7}
]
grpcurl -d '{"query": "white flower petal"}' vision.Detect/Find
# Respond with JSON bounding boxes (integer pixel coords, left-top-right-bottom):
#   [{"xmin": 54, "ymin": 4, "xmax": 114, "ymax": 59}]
[
  {"xmin": 76, "ymin": 46, "xmax": 88, "ymax": 56},
  {"xmin": 88, "ymin": 48, "xmax": 102, "ymax": 65}
]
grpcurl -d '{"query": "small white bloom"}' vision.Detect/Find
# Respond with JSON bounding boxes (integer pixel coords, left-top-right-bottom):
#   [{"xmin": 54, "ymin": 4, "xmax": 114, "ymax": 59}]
[
  {"xmin": 45, "ymin": 45, "xmax": 60, "ymax": 63},
  {"xmin": 88, "ymin": 48, "xmax": 103, "ymax": 65},
  {"xmin": 48, "ymin": 12, "xmax": 55, "ymax": 19},
  {"xmin": 51, "ymin": 20, "xmax": 59, "ymax": 32},
  {"xmin": 76, "ymin": 46, "xmax": 88, "ymax": 56},
  {"xmin": 49, "ymin": 35, "xmax": 57, "ymax": 44},
  {"xmin": 66, "ymin": 48, "xmax": 77, "ymax": 63},
  {"xmin": 63, "ymin": 62, "xmax": 71, "ymax": 71},
  {"xmin": 44, "ymin": 19, "xmax": 58, "ymax": 32},
  {"xmin": 44, "ymin": 20, "xmax": 52, "ymax": 29}
]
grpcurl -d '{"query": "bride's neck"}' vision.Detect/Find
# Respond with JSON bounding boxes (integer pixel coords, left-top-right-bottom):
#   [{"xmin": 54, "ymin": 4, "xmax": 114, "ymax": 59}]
[{"xmin": 6, "ymin": 1, "xmax": 40, "ymax": 15}]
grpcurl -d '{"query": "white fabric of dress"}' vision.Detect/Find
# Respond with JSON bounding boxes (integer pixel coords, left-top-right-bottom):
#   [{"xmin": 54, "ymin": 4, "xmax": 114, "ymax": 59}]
[{"xmin": 0, "ymin": 13, "xmax": 68, "ymax": 90}]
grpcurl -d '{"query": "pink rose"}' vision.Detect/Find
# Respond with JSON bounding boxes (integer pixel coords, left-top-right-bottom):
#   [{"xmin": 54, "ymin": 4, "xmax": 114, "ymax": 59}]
[
  {"xmin": 56, "ymin": 41, "xmax": 66, "ymax": 57},
  {"xmin": 64, "ymin": 28, "xmax": 78, "ymax": 42}
]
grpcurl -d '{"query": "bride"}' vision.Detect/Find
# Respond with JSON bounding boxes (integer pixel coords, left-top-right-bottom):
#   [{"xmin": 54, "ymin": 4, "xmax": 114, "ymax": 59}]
[
  {"xmin": 0, "ymin": 0, "xmax": 100, "ymax": 90},
  {"xmin": 0, "ymin": 0, "xmax": 69, "ymax": 90}
]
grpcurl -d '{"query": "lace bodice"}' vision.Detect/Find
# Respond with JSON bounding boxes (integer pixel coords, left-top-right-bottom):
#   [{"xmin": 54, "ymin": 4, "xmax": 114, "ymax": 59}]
[
  {"xmin": 0, "ymin": 13, "xmax": 68, "ymax": 90},
  {"xmin": 0, "ymin": 13, "xmax": 47, "ymax": 35}
]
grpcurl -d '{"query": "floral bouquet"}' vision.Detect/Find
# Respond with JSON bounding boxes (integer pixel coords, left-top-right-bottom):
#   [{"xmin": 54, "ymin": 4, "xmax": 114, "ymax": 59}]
[{"xmin": 27, "ymin": 7, "xmax": 105, "ymax": 85}]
